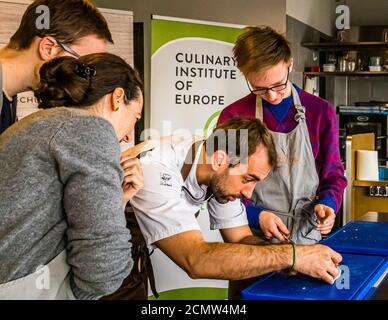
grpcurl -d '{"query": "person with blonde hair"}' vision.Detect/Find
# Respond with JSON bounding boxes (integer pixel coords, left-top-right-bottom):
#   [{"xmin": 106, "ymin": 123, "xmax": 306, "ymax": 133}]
[
  {"xmin": 218, "ymin": 26, "xmax": 347, "ymax": 299},
  {"xmin": 219, "ymin": 26, "xmax": 347, "ymax": 244}
]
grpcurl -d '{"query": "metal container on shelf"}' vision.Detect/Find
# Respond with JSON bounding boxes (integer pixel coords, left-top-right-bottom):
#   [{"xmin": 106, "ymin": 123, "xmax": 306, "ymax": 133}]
[
  {"xmin": 339, "ymin": 57, "xmax": 347, "ymax": 72},
  {"xmin": 347, "ymin": 60, "xmax": 356, "ymax": 72}
]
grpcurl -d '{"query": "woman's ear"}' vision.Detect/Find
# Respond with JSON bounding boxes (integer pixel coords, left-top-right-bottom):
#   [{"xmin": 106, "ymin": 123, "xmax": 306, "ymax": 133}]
[
  {"xmin": 211, "ymin": 150, "xmax": 229, "ymax": 172},
  {"xmin": 111, "ymin": 87, "xmax": 125, "ymax": 111}
]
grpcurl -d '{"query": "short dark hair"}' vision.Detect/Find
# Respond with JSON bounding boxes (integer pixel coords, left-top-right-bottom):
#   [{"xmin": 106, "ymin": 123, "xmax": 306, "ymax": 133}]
[
  {"xmin": 8, "ymin": 0, "xmax": 113, "ymax": 50},
  {"xmin": 234, "ymin": 26, "xmax": 292, "ymax": 75},
  {"xmin": 205, "ymin": 117, "xmax": 277, "ymax": 169},
  {"xmin": 35, "ymin": 53, "xmax": 143, "ymax": 109}
]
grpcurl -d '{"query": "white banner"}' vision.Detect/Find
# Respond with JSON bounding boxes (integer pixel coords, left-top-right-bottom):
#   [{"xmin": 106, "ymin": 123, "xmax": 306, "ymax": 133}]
[{"xmin": 149, "ymin": 15, "xmax": 246, "ymax": 300}]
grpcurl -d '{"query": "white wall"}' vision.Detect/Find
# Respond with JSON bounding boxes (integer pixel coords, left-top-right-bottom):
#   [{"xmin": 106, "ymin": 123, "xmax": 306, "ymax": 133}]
[
  {"xmin": 286, "ymin": 0, "xmax": 336, "ymax": 36},
  {"xmin": 94, "ymin": 0, "xmax": 287, "ymax": 31}
]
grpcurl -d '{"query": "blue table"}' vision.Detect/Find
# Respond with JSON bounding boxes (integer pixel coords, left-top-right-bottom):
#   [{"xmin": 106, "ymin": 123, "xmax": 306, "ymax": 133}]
[
  {"xmin": 241, "ymin": 253, "xmax": 388, "ymax": 300},
  {"xmin": 242, "ymin": 221, "xmax": 388, "ymax": 300},
  {"xmin": 321, "ymin": 221, "xmax": 388, "ymax": 257}
]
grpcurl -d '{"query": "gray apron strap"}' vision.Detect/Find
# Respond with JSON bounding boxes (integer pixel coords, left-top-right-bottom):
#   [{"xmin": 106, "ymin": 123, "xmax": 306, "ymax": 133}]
[
  {"xmin": 253, "ymin": 84, "xmax": 321, "ymax": 244},
  {"xmin": 255, "ymin": 92, "xmax": 264, "ymax": 121},
  {"xmin": 268, "ymin": 202, "xmax": 317, "ymax": 225},
  {"xmin": 255, "ymin": 85, "xmax": 305, "ymax": 122}
]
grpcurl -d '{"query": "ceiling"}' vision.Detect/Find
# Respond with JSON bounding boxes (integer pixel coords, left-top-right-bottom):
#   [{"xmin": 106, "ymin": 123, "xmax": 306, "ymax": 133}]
[{"xmin": 346, "ymin": 0, "xmax": 388, "ymax": 26}]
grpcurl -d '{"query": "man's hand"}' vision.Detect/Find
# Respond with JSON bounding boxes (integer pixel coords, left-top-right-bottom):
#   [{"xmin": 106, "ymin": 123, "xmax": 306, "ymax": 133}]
[
  {"xmin": 315, "ymin": 204, "xmax": 336, "ymax": 235},
  {"xmin": 259, "ymin": 211, "xmax": 290, "ymax": 241},
  {"xmin": 121, "ymin": 157, "xmax": 143, "ymax": 205},
  {"xmin": 295, "ymin": 244, "xmax": 342, "ymax": 285}
]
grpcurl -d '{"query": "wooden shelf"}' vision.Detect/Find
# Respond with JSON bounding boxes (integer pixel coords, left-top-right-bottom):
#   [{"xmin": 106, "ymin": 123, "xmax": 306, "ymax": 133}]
[
  {"xmin": 354, "ymin": 180, "xmax": 388, "ymax": 187},
  {"xmin": 301, "ymin": 42, "xmax": 388, "ymax": 51},
  {"xmin": 304, "ymin": 71, "xmax": 388, "ymax": 77}
]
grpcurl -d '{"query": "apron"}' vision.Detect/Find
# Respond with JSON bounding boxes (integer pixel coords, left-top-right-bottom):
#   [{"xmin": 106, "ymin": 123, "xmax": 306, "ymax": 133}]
[
  {"xmin": 100, "ymin": 206, "xmax": 159, "ymax": 300},
  {"xmin": 0, "ymin": 250, "xmax": 75, "ymax": 300},
  {"xmin": 228, "ymin": 86, "xmax": 321, "ymax": 300},
  {"xmin": 101, "ymin": 140, "xmax": 159, "ymax": 300},
  {"xmin": 251, "ymin": 85, "xmax": 321, "ymax": 245}
]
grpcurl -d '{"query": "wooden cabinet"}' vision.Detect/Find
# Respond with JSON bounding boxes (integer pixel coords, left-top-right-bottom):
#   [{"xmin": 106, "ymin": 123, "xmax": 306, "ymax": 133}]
[{"xmin": 344, "ymin": 133, "xmax": 388, "ymax": 223}]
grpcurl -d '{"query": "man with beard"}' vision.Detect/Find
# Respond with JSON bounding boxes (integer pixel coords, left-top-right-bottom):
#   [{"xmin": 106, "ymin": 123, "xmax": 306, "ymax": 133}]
[{"xmin": 126, "ymin": 118, "xmax": 342, "ymax": 298}]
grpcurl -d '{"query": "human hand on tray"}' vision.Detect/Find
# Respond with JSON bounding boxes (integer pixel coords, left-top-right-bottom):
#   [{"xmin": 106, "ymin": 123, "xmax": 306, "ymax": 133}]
[{"xmin": 294, "ymin": 244, "xmax": 342, "ymax": 285}]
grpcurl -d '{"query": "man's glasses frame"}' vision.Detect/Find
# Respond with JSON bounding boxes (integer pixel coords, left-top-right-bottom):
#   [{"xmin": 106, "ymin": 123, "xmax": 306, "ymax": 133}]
[
  {"xmin": 246, "ymin": 69, "xmax": 290, "ymax": 96},
  {"xmin": 56, "ymin": 39, "xmax": 80, "ymax": 58}
]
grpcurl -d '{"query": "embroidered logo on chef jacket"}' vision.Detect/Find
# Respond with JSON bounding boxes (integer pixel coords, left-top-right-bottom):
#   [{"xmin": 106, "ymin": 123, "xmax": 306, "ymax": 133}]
[{"xmin": 160, "ymin": 173, "xmax": 172, "ymax": 187}]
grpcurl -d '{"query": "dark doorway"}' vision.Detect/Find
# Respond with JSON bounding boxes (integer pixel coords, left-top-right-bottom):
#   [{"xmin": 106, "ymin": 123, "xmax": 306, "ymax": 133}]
[{"xmin": 134, "ymin": 22, "xmax": 145, "ymax": 144}]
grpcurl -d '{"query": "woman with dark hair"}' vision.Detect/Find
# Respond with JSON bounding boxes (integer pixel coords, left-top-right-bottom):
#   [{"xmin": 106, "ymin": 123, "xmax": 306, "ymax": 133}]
[{"xmin": 0, "ymin": 53, "xmax": 143, "ymax": 299}]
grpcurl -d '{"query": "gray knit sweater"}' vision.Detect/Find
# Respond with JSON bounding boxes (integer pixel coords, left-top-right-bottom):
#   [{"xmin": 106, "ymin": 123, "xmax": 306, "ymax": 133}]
[{"xmin": 0, "ymin": 107, "xmax": 132, "ymax": 299}]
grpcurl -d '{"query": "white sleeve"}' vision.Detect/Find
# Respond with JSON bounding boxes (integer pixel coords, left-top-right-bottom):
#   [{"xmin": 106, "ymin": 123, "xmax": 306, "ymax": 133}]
[
  {"xmin": 129, "ymin": 157, "xmax": 201, "ymax": 246},
  {"xmin": 207, "ymin": 198, "xmax": 248, "ymax": 230}
]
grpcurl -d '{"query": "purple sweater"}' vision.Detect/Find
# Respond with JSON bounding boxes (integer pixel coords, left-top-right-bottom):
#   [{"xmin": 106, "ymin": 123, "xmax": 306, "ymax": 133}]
[{"xmin": 218, "ymin": 85, "xmax": 347, "ymax": 227}]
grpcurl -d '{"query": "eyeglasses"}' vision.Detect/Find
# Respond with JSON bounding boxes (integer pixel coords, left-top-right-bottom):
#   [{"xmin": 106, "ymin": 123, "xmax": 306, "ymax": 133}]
[
  {"xmin": 246, "ymin": 69, "xmax": 290, "ymax": 96},
  {"xmin": 56, "ymin": 39, "xmax": 80, "ymax": 58}
]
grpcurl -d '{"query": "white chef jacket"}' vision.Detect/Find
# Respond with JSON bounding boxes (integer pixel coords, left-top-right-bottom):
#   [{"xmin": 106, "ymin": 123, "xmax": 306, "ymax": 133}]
[{"xmin": 129, "ymin": 135, "xmax": 248, "ymax": 246}]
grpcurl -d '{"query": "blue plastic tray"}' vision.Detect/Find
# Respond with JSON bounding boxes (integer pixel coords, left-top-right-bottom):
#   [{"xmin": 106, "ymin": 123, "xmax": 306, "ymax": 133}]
[
  {"xmin": 322, "ymin": 221, "xmax": 388, "ymax": 256},
  {"xmin": 241, "ymin": 254, "xmax": 388, "ymax": 300}
]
